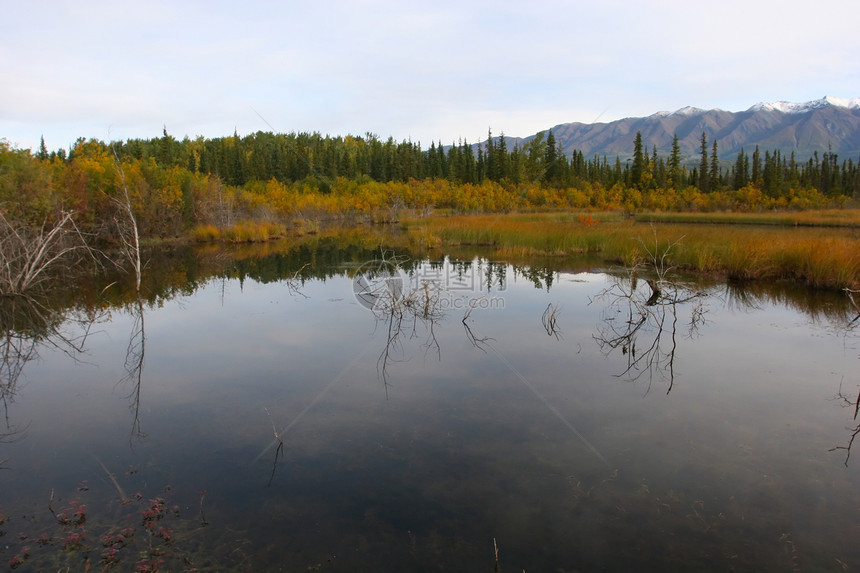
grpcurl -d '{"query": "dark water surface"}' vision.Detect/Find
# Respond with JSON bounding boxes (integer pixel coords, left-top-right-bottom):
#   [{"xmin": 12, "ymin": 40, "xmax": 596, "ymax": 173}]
[{"xmin": 1, "ymin": 242, "xmax": 858, "ymax": 571}]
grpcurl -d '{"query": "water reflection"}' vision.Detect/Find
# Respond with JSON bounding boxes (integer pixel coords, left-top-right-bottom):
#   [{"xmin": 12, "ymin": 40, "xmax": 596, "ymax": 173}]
[
  {"xmin": 353, "ymin": 254, "xmax": 611, "ymax": 467},
  {"xmin": 828, "ymin": 287, "xmax": 860, "ymax": 465},
  {"xmin": 831, "ymin": 381, "xmax": 860, "ymax": 465},
  {"xmin": 2, "ymin": 237, "xmax": 860, "ymax": 570},
  {"xmin": 356, "ymin": 254, "xmax": 502, "ymax": 392},
  {"xmin": 120, "ymin": 297, "xmax": 146, "ymax": 440},
  {"xmin": 723, "ymin": 280, "xmax": 860, "ymax": 325},
  {"xmin": 591, "ymin": 269, "xmax": 709, "ymax": 394},
  {"xmin": 0, "ymin": 296, "xmax": 99, "ymax": 446},
  {"xmin": 848, "ymin": 287, "xmax": 860, "ymax": 325}
]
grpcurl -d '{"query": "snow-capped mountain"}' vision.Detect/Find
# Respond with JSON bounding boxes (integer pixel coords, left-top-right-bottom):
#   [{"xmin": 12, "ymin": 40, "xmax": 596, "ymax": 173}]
[
  {"xmin": 748, "ymin": 96, "xmax": 860, "ymax": 114},
  {"xmin": 500, "ymin": 97, "xmax": 860, "ymax": 162}
]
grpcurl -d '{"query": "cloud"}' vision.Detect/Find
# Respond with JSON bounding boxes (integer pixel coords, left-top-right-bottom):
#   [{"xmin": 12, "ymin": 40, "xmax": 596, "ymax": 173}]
[{"xmin": 2, "ymin": 0, "xmax": 859, "ymax": 151}]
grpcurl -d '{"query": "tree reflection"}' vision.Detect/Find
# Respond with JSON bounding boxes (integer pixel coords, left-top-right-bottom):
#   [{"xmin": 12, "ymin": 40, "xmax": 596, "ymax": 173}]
[
  {"xmin": 120, "ymin": 297, "xmax": 147, "ymax": 440},
  {"xmin": 830, "ymin": 381, "xmax": 860, "ymax": 466},
  {"xmin": 541, "ymin": 302, "xmax": 563, "ymax": 339},
  {"xmin": 847, "ymin": 288, "xmax": 860, "ymax": 325},
  {"xmin": 462, "ymin": 303, "xmax": 493, "ymax": 352},
  {"xmin": 371, "ymin": 277, "xmax": 445, "ymax": 395},
  {"xmin": 356, "ymin": 255, "xmax": 502, "ymax": 392},
  {"xmin": 829, "ymin": 288, "xmax": 860, "ymax": 465},
  {"xmin": 591, "ymin": 268, "xmax": 708, "ymax": 394},
  {"xmin": 0, "ymin": 296, "xmax": 99, "ymax": 455}
]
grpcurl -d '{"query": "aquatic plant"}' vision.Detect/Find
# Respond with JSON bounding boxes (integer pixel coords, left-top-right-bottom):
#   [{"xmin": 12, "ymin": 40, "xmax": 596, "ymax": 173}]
[{"xmin": 0, "ymin": 473, "xmax": 210, "ymax": 571}]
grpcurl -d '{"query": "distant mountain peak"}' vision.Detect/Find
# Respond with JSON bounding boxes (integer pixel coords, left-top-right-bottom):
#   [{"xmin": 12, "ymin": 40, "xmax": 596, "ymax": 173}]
[
  {"xmin": 748, "ymin": 96, "xmax": 860, "ymax": 114},
  {"xmin": 651, "ymin": 106, "xmax": 708, "ymax": 118},
  {"xmin": 527, "ymin": 97, "xmax": 860, "ymax": 163}
]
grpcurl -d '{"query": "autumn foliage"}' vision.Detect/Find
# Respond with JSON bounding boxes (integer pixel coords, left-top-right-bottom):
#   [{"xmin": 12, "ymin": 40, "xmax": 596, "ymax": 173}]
[{"xmin": 1, "ymin": 135, "xmax": 858, "ymax": 244}]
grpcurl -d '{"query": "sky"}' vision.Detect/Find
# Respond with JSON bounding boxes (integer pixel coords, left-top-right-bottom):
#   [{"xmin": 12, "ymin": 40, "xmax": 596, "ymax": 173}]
[{"xmin": 2, "ymin": 0, "xmax": 859, "ymax": 153}]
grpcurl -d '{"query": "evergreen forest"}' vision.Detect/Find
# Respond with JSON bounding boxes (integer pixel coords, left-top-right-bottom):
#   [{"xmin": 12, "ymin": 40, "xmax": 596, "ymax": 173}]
[{"xmin": 2, "ymin": 127, "xmax": 859, "ymax": 241}]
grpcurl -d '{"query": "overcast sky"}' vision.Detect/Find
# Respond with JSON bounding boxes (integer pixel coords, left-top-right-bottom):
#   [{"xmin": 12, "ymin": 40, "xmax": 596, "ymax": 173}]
[{"xmin": 3, "ymin": 0, "xmax": 859, "ymax": 153}]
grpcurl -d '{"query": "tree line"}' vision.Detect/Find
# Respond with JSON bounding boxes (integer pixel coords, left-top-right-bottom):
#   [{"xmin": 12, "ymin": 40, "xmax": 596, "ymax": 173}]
[
  {"xmin": 34, "ymin": 128, "xmax": 859, "ymax": 197},
  {"xmin": 2, "ymin": 128, "xmax": 858, "ymax": 239}
]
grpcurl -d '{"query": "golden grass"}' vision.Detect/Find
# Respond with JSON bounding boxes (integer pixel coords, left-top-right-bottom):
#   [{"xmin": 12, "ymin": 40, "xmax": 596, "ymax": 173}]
[
  {"xmin": 403, "ymin": 212, "xmax": 860, "ymax": 289},
  {"xmin": 190, "ymin": 224, "xmax": 220, "ymax": 242},
  {"xmin": 636, "ymin": 209, "xmax": 860, "ymax": 227},
  {"xmin": 190, "ymin": 221, "xmax": 288, "ymax": 243}
]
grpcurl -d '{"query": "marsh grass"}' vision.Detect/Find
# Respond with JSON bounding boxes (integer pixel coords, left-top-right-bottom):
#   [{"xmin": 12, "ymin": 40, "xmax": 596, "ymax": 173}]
[
  {"xmin": 190, "ymin": 223, "xmax": 220, "ymax": 242},
  {"xmin": 404, "ymin": 212, "xmax": 860, "ymax": 289},
  {"xmin": 636, "ymin": 209, "xmax": 860, "ymax": 228},
  {"xmin": 191, "ymin": 220, "xmax": 287, "ymax": 243}
]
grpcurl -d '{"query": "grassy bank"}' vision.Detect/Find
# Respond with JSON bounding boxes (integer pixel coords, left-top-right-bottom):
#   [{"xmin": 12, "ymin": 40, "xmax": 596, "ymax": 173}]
[
  {"xmin": 402, "ymin": 211, "xmax": 860, "ymax": 289},
  {"xmin": 635, "ymin": 209, "xmax": 860, "ymax": 227}
]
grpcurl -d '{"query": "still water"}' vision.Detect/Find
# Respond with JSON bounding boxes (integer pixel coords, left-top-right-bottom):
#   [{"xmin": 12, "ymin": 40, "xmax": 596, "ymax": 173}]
[{"xmin": 1, "ymin": 242, "xmax": 858, "ymax": 571}]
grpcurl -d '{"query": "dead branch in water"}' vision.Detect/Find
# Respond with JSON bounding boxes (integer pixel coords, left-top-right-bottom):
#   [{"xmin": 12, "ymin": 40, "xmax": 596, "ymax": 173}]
[
  {"xmin": 264, "ymin": 408, "xmax": 285, "ymax": 487},
  {"xmin": 830, "ymin": 379, "xmax": 860, "ymax": 466},
  {"xmin": 95, "ymin": 456, "xmax": 129, "ymax": 503},
  {"xmin": 541, "ymin": 302, "xmax": 563, "ymax": 339},
  {"xmin": 0, "ymin": 210, "xmax": 93, "ymax": 296},
  {"xmin": 462, "ymin": 301, "xmax": 493, "ymax": 352},
  {"xmin": 109, "ymin": 147, "xmax": 142, "ymax": 292},
  {"xmin": 637, "ymin": 226, "xmax": 685, "ymax": 285},
  {"xmin": 846, "ymin": 288, "xmax": 860, "ymax": 325},
  {"xmin": 591, "ymin": 233, "xmax": 710, "ymax": 394}
]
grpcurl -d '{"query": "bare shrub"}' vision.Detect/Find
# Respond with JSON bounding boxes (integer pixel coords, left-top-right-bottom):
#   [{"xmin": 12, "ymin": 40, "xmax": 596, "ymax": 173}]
[{"xmin": 0, "ymin": 210, "xmax": 93, "ymax": 296}]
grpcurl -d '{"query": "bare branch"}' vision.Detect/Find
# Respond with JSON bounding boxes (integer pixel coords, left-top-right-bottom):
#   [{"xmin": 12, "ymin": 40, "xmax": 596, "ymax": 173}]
[
  {"xmin": 0, "ymin": 210, "xmax": 93, "ymax": 296},
  {"xmin": 541, "ymin": 302, "xmax": 563, "ymax": 339},
  {"xmin": 592, "ymin": 232, "xmax": 709, "ymax": 393},
  {"xmin": 108, "ymin": 147, "xmax": 142, "ymax": 292}
]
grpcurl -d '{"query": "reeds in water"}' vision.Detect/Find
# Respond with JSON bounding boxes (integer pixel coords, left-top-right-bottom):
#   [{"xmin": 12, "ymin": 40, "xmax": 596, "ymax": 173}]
[{"xmin": 405, "ymin": 212, "xmax": 860, "ymax": 289}]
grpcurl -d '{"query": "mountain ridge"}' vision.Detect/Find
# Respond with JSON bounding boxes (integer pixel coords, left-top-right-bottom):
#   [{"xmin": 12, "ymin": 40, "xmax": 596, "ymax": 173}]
[{"xmin": 495, "ymin": 97, "xmax": 860, "ymax": 164}]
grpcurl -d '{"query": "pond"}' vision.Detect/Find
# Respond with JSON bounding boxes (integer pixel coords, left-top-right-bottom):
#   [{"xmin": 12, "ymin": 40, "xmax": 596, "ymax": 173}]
[{"xmin": 1, "ymin": 237, "xmax": 859, "ymax": 572}]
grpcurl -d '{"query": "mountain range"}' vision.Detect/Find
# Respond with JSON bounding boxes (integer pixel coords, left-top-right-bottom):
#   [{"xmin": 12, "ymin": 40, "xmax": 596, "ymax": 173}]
[{"xmin": 500, "ymin": 96, "xmax": 860, "ymax": 165}]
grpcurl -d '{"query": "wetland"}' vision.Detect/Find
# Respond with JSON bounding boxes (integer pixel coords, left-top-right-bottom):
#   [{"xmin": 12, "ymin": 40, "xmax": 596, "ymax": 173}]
[{"xmin": 1, "ymin": 223, "xmax": 859, "ymax": 571}]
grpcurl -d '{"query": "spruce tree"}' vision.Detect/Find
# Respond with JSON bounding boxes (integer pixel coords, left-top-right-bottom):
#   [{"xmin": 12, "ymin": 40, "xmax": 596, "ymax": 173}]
[
  {"xmin": 709, "ymin": 140, "xmax": 720, "ymax": 191},
  {"xmin": 496, "ymin": 131, "xmax": 509, "ymax": 181},
  {"xmin": 526, "ymin": 131, "xmax": 546, "ymax": 182},
  {"xmin": 698, "ymin": 132, "xmax": 709, "ymax": 192},
  {"xmin": 631, "ymin": 131, "xmax": 644, "ymax": 189},
  {"xmin": 37, "ymin": 136, "xmax": 49, "ymax": 160},
  {"xmin": 751, "ymin": 146, "xmax": 762, "ymax": 186},
  {"xmin": 427, "ymin": 142, "xmax": 438, "ymax": 178},
  {"xmin": 669, "ymin": 134, "xmax": 682, "ymax": 188},
  {"xmin": 544, "ymin": 129, "xmax": 559, "ymax": 185},
  {"xmin": 733, "ymin": 149, "xmax": 748, "ymax": 189},
  {"xmin": 485, "ymin": 128, "xmax": 495, "ymax": 182}
]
